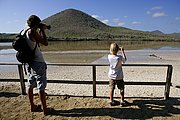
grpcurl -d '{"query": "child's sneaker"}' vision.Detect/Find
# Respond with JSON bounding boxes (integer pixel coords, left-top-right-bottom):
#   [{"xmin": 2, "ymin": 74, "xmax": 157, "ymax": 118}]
[
  {"xmin": 110, "ymin": 100, "xmax": 120, "ymax": 106},
  {"xmin": 120, "ymin": 100, "xmax": 129, "ymax": 107}
]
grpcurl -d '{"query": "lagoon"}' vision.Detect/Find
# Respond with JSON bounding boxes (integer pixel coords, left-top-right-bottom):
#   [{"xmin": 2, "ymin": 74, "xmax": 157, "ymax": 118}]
[
  {"xmin": 0, "ymin": 42, "xmax": 12, "ymax": 46},
  {"xmin": 0, "ymin": 46, "xmax": 180, "ymax": 63},
  {"xmin": 0, "ymin": 41, "xmax": 180, "ymax": 63}
]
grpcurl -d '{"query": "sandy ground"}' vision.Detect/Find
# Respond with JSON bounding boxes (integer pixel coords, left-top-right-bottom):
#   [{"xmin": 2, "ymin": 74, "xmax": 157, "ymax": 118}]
[{"xmin": 0, "ymin": 49, "xmax": 180, "ymax": 119}]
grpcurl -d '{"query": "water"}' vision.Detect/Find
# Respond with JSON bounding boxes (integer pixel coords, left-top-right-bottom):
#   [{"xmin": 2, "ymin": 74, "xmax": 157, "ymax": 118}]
[
  {"xmin": 0, "ymin": 42, "xmax": 12, "ymax": 46},
  {"xmin": 0, "ymin": 45, "xmax": 18, "ymax": 72},
  {"xmin": 0, "ymin": 42, "xmax": 17, "ymax": 62},
  {"xmin": 158, "ymin": 46, "xmax": 180, "ymax": 50},
  {"xmin": 0, "ymin": 43, "xmax": 180, "ymax": 73},
  {"xmin": 144, "ymin": 46, "xmax": 180, "ymax": 50},
  {"xmin": 0, "ymin": 49, "xmax": 16, "ymax": 54},
  {"xmin": 0, "ymin": 49, "xmax": 17, "ymax": 63},
  {"xmin": 0, "ymin": 41, "xmax": 180, "ymax": 63},
  {"xmin": 0, "ymin": 46, "xmax": 179, "ymax": 63}
]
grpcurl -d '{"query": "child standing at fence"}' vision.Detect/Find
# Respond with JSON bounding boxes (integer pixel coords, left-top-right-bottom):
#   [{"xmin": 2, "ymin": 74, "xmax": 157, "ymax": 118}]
[{"xmin": 108, "ymin": 43, "xmax": 127, "ymax": 106}]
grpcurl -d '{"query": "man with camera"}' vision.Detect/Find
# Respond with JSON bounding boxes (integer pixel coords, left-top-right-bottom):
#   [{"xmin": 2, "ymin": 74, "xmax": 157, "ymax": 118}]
[{"xmin": 25, "ymin": 15, "xmax": 52, "ymax": 115}]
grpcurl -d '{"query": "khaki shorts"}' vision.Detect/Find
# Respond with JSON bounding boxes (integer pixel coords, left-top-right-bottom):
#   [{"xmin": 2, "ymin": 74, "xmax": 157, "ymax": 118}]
[
  {"xmin": 28, "ymin": 62, "xmax": 47, "ymax": 91},
  {"xmin": 109, "ymin": 79, "xmax": 124, "ymax": 90}
]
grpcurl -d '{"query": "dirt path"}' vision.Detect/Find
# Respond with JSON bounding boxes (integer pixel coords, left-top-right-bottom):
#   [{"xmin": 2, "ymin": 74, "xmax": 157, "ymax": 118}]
[{"xmin": 0, "ymin": 84, "xmax": 180, "ymax": 120}]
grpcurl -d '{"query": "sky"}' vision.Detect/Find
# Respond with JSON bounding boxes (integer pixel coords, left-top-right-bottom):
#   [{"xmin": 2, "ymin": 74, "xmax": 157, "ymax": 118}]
[{"xmin": 0, "ymin": 0, "xmax": 180, "ymax": 34}]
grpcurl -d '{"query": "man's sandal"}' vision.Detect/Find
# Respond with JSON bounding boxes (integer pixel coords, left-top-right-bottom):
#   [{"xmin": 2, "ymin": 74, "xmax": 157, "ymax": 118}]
[
  {"xmin": 44, "ymin": 108, "xmax": 55, "ymax": 116},
  {"xmin": 31, "ymin": 105, "xmax": 43, "ymax": 112}
]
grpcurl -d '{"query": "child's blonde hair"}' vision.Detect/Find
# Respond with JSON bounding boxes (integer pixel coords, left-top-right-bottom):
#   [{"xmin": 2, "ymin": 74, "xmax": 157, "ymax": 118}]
[{"xmin": 110, "ymin": 43, "xmax": 119, "ymax": 55}]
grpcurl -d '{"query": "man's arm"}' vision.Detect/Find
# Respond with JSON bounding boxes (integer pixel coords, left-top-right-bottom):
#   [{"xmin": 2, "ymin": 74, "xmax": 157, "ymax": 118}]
[
  {"xmin": 38, "ymin": 29, "xmax": 48, "ymax": 46},
  {"xmin": 29, "ymin": 28, "xmax": 48, "ymax": 46}
]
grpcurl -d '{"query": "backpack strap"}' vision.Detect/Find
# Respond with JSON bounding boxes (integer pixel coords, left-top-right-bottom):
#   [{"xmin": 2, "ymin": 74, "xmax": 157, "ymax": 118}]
[
  {"xmin": 22, "ymin": 28, "xmax": 38, "ymax": 51},
  {"xmin": 21, "ymin": 28, "xmax": 31, "ymax": 36},
  {"xmin": 24, "ymin": 43, "xmax": 37, "ymax": 75},
  {"xmin": 22, "ymin": 28, "xmax": 38, "ymax": 75},
  {"xmin": 33, "ymin": 42, "xmax": 38, "ymax": 52}
]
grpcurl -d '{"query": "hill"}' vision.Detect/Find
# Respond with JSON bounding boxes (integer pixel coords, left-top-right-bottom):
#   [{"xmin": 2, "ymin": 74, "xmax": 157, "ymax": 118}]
[
  {"xmin": 0, "ymin": 33, "xmax": 16, "ymax": 42},
  {"xmin": 150, "ymin": 30, "xmax": 164, "ymax": 35},
  {"xmin": 42, "ymin": 9, "xmax": 179, "ymax": 41},
  {"xmin": 171, "ymin": 32, "xmax": 180, "ymax": 36},
  {"xmin": 43, "ymin": 9, "xmax": 109, "ymax": 38},
  {"xmin": 43, "ymin": 8, "xmax": 130, "ymax": 40},
  {"xmin": 0, "ymin": 9, "xmax": 180, "ymax": 42}
]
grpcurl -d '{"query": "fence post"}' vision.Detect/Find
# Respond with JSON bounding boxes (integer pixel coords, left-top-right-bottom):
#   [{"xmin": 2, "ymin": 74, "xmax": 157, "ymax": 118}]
[
  {"xmin": 164, "ymin": 65, "xmax": 173, "ymax": 100},
  {"xmin": 92, "ymin": 66, "xmax": 96, "ymax": 98},
  {"xmin": 18, "ymin": 64, "xmax": 26, "ymax": 95}
]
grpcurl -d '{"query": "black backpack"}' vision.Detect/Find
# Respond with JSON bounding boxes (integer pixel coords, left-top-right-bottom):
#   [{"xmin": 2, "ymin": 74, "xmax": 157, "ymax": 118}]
[{"xmin": 12, "ymin": 28, "xmax": 37, "ymax": 64}]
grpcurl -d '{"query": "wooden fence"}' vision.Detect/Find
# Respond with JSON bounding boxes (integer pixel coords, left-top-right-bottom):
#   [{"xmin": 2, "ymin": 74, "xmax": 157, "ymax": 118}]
[{"xmin": 0, "ymin": 63, "xmax": 173, "ymax": 99}]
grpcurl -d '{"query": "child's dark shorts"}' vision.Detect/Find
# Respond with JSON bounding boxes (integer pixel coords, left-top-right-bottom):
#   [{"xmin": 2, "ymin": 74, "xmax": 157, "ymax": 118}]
[{"xmin": 109, "ymin": 79, "xmax": 124, "ymax": 90}]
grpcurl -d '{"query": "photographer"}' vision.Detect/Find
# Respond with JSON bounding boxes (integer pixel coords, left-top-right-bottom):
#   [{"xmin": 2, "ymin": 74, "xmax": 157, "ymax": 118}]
[{"xmin": 25, "ymin": 15, "xmax": 52, "ymax": 115}]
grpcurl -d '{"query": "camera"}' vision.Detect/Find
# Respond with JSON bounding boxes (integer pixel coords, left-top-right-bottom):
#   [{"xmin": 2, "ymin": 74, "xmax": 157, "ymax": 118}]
[
  {"xmin": 39, "ymin": 23, "xmax": 51, "ymax": 30},
  {"xmin": 46, "ymin": 24, "xmax": 51, "ymax": 30}
]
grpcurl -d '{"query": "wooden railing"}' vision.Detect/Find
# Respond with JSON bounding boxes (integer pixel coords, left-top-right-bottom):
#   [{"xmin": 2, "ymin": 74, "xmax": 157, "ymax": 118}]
[{"xmin": 0, "ymin": 63, "xmax": 173, "ymax": 99}]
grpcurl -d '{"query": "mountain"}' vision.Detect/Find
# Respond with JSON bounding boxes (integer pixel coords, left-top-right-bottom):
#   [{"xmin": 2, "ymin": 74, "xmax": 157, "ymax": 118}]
[
  {"xmin": 170, "ymin": 33, "xmax": 180, "ymax": 36},
  {"xmin": 43, "ymin": 9, "xmax": 138, "ymax": 40},
  {"xmin": 42, "ymin": 9, "xmax": 179, "ymax": 41},
  {"xmin": 150, "ymin": 30, "xmax": 164, "ymax": 35},
  {"xmin": 1, "ymin": 9, "xmax": 179, "ymax": 42},
  {"xmin": 42, "ymin": 9, "xmax": 110, "ymax": 39}
]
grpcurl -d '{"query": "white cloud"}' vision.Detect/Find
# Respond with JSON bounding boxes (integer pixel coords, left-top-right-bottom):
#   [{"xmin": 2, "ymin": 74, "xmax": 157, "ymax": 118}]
[
  {"xmin": 117, "ymin": 22, "xmax": 125, "ymax": 26},
  {"xmin": 92, "ymin": 15, "xmax": 100, "ymax": 19},
  {"xmin": 91, "ymin": 15, "xmax": 126, "ymax": 26},
  {"xmin": 112, "ymin": 18, "xmax": 125, "ymax": 26},
  {"xmin": 102, "ymin": 19, "xmax": 109, "ymax": 24},
  {"xmin": 92, "ymin": 14, "xmax": 110, "ymax": 25},
  {"xmin": 151, "ymin": 6, "xmax": 163, "ymax": 10},
  {"xmin": 146, "ymin": 11, "xmax": 151, "ymax": 14},
  {"xmin": 147, "ymin": 6, "xmax": 167, "ymax": 18},
  {"xmin": 132, "ymin": 21, "xmax": 142, "ymax": 25},
  {"xmin": 176, "ymin": 17, "xmax": 180, "ymax": 20},
  {"xmin": 112, "ymin": 18, "xmax": 120, "ymax": 23},
  {"xmin": 178, "ymin": 29, "xmax": 180, "ymax": 31},
  {"xmin": 152, "ymin": 12, "xmax": 167, "ymax": 17}
]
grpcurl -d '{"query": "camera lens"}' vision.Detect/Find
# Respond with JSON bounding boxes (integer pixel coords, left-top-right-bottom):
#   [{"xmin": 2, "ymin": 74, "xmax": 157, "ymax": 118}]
[{"xmin": 47, "ymin": 25, "xmax": 51, "ymax": 30}]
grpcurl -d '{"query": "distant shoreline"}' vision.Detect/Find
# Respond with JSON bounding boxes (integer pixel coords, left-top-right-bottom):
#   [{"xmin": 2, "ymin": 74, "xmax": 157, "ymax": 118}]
[{"xmin": 1, "ymin": 41, "xmax": 180, "ymax": 51}]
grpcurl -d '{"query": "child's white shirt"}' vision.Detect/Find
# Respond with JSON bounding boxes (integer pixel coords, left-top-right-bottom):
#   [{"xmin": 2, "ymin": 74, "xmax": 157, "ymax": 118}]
[{"xmin": 108, "ymin": 54, "xmax": 126, "ymax": 80}]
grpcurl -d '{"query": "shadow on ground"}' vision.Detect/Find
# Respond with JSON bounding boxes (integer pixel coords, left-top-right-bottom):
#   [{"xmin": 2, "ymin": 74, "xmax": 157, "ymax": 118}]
[
  {"xmin": 0, "ymin": 92, "xmax": 21, "ymax": 97},
  {"xmin": 50, "ymin": 97, "xmax": 180, "ymax": 119}
]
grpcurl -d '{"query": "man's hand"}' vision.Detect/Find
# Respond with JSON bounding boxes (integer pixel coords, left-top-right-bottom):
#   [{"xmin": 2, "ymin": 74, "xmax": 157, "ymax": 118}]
[{"xmin": 39, "ymin": 23, "xmax": 51, "ymax": 30}]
